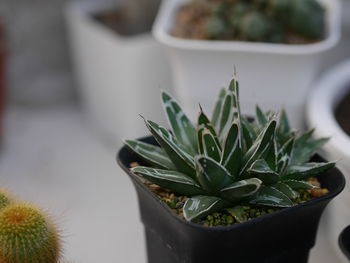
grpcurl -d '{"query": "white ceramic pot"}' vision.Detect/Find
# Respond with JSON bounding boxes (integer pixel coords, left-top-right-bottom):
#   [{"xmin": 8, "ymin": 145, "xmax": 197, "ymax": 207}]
[
  {"xmin": 319, "ymin": 0, "xmax": 350, "ymax": 73},
  {"xmin": 306, "ymin": 60, "xmax": 350, "ymax": 263},
  {"xmin": 153, "ymin": 0, "xmax": 341, "ymax": 127},
  {"xmin": 65, "ymin": 0, "xmax": 173, "ymax": 145}
]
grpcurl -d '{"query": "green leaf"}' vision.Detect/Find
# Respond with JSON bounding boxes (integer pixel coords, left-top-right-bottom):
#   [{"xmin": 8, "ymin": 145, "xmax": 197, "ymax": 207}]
[
  {"xmin": 198, "ymin": 107, "xmax": 221, "ymax": 150},
  {"xmin": 226, "ymin": 206, "xmax": 248, "ymax": 223},
  {"xmin": 229, "ymin": 76, "xmax": 241, "ymax": 116},
  {"xmin": 197, "ymin": 125, "xmax": 205, "ymax": 155},
  {"xmin": 212, "ymin": 88, "xmax": 226, "ymax": 132},
  {"xmin": 219, "ymin": 92, "xmax": 235, "ymax": 136},
  {"xmin": 195, "ymin": 156, "xmax": 234, "ymax": 195},
  {"xmin": 132, "ymin": 167, "xmax": 204, "ymax": 196},
  {"xmin": 282, "ymin": 162, "xmax": 335, "ymax": 181},
  {"xmin": 220, "ymin": 178, "xmax": 262, "ymax": 202},
  {"xmin": 202, "ymin": 128, "xmax": 221, "ymax": 162},
  {"xmin": 248, "ymin": 185, "xmax": 293, "ymax": 207},
  {"xmin": 276, "ymin": 137, "xmax": 295, "ymax": 175},
  {"xmin": 241, "ymin": 117, "xmax": 256, "ymax": 151},
  {"xmin": 246, "ymin": 159, "xmax": 279, "ymax": 185},
  {"xmin": 265, "ymin": 137, "xmax": 277, "ymax": 171},
  {"xmin": 278, "ymin": 109, "xmax": 291, "ymax": 135},
  {"xmin": 145, "ymin": 120, "xmax": 196, "ymax": 178},
  {"xmin": 279, "ymin": 136, "xmax": 295, "ymax": 157},
  {"xmin": 241, "ymin": 119, "xmax": 277, "ymax": 175},
  {"xmin": 162, "ymin": 91, "xmax": 198, "ymax": 154},
  {"xmin": 273, "ymin": 182, "xmax": 299, "ymax": 200},
  {"xmin": 124, "ymin": 140, "xmax": 176, "ymax": 170},
  {"xmin": 221, "ymin": 122, "xmax": 241, "ymax": 178},
  {"xmin": 256, "ymin": 105, "xmax": 268, "ymax": 127},
  {"xmin": 295, "ymin": 129, "xmax": 314, "ymax": 145},
  {"xmin": 183, "ymin": 196, "xmax": 227, "ymax": 222},
  {"xmin": 228, "ymin": 76, "xmax": 243, "ymax": 138},
  {"xmin": 216, "ymin": 77, "xmax": 243, "ymax": 142},
  {"xmin": 292, "ymin": 129, "xmax": 329, "ymax": 164},
  {"xmin": 282, "ymin": 180, "xmax": 314, "ymax": 190}
]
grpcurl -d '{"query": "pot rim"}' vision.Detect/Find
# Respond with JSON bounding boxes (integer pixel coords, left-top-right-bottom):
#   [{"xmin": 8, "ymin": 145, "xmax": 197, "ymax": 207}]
[
  {"xmin": 152, "ymin": 0, "xmax": 341, "ymax": 55},
  {"xmin": 117, "ymin": 136, "xmax": 345, "ymax": 232},
  {"xmin": 306, "ymin": 60, "xmax": 350, "ymax": 159}
]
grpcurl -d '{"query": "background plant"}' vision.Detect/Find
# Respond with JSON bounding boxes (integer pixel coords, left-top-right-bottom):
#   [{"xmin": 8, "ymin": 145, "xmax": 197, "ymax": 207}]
[
  {"xmin": 173, "ymin": 0, "xmax": 325, "ymax": 43},
  {"xmin": 126, "ymin": 75, "xmax": 334, "ymax": 222}
]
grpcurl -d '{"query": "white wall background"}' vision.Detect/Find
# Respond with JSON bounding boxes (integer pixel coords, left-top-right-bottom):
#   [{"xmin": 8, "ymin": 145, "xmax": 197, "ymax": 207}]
[{"xmin": 0, "ymin": 0, "xmax": 76, "ymax": 106}]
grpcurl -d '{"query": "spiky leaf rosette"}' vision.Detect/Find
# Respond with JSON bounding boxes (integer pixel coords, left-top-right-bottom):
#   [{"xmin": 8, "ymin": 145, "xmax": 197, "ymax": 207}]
[
  {"xmin": 0, "ymin": 203, "xmax": 61, "ymax": 263},
  {"xmin": 125, "ymin": 75, "xmax": 334, "ymax": 222},
  {"xmin": 0, "ymin": 190, "xmax": 12, "ymax": 211}
]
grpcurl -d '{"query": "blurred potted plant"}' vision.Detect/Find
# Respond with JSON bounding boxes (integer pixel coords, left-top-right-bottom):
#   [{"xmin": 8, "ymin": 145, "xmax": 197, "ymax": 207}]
[
  {"xmin": 152, "ymin": 0, "xmax": 341, "ymax": 128},
  {"xmin": 306, "ymin": 59, "xmax": 350, "ymax": 262},
  {"xmin": 65, "ymin": 0, "xmax": 173, "ymax": 145},
  {"xmin": 118, "ymin": 74, "xmax": 345, "ymax": 263}
]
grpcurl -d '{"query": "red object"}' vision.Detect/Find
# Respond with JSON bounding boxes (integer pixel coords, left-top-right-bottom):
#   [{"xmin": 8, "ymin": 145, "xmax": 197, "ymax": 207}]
[{"xmin": 0, "ymin": 21, "xmax": 5, "ymax": 138}]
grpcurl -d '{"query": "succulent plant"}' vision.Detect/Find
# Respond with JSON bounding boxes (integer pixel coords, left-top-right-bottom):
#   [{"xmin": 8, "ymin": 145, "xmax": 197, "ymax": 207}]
[
  {"xmin": 288, "ymin": 0, "xmax": 325, "ymax": 39},
  {"xmin": 0, "ymin": 203, "xmax": 61, "ymax": 263},
  {"xmin": 238, "ymin": 12, "xmax": 271, "ymax": 41},
  {"xmin": 206, "ymin": 16, "xmax": 228, "ymax": 39},
  {"xmin": 173, "ymin": 0, "xmax": 325, "ymax": 43},
  {"xmin": 125, "ymin": 76, "xmax": 334, "ymax": 222}
]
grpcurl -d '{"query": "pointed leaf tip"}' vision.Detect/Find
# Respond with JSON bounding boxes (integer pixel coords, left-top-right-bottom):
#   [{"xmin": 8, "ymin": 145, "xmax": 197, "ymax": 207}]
[{"xmin": 161, "ymin": 91, "xmax": 198, "ymax": 154}]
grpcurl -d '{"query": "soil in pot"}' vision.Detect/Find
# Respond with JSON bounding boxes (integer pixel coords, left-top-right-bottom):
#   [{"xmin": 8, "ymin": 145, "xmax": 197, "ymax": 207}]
[
  {"xmin": 335, "ymin": 88, "xmax": 350, "ymax": 136},
  {"xmin": 94, "ymin": 0, "xmax": 161, "ymax": 36},
  {"xmin": 172, "ymin": 0, "xmax": 325, "ymax": 44}
]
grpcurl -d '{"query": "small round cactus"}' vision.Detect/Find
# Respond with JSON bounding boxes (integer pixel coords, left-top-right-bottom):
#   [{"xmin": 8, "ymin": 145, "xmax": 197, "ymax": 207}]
[
  {"xmin": 0, "ymin": 189, "xmax": 12, "ymax": 211},
  {"xmin": 289, "ymin": 0, "xmax": 325, "ymax": 39},
  {"xmin": 0, "ymin": 203, "xmax": 61, "ymax": 263},
  {"xmin": 206, "ymin": 16, "xmax": 227, "ymax": 39},
  {"xmin": 239, "ymin": 12, "xmax": 271, "ymax": 41}
]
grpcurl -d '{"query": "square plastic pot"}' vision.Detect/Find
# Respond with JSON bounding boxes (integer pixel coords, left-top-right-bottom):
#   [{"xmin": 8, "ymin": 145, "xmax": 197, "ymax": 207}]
[
  {"xmin": 65, "ymin": 0, "xmax": 173, "ymax": 144},
  {"xmin": 306, "ymin": 59, "xmax": 350, "ymax": 262},
  {"xmin": 117, "ymin": 136, "xmax": 345, "ymax": 263},
  {"xmin": 152, "ymin": 0, "xmax": 341, "ymax": 128}
]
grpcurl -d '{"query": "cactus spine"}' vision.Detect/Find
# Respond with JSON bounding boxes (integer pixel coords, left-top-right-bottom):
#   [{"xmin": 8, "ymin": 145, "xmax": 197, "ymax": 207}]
[{"xmin": 0, "ymin": 203, "xmax": 61, "ymax": 263}]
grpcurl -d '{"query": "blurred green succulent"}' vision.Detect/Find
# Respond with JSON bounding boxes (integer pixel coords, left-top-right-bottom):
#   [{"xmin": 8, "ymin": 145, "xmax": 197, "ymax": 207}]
[
  {"xmin": 238, "ymin": 12, "xmax": 272, "ymax": 41},
  {"xmin": 178, "ymin": 0, "xmax": 325, "ymax": 43},
  {"xmin": 288, "ymin": 0, "xmax": 325, "ymax": 39},
  {"xmin": 125, "ymin": 76, "xmax": 334, "ymax": 222}
]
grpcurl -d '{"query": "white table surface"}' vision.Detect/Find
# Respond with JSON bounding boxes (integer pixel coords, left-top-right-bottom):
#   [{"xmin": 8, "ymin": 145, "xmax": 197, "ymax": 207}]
[{"xmin": 0, "ymin": 105, "xmax": 341, "ymax": 263}]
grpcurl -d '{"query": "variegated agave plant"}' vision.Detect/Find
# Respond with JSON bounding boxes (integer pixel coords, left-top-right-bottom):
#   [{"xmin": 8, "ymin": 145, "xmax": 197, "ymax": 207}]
[{"xmin": 125, "ymin": 76, "xmax": 334, "ymax": 222}]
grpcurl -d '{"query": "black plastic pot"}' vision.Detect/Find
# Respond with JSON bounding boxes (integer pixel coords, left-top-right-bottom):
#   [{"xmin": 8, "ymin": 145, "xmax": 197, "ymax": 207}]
[
  {"xmin": 117, "ymin": 136, "xmax": 345, "ymax": 263},
  {"xmin": 339, "ymin": 225, "xmax": 350, "ymax": 261}
]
